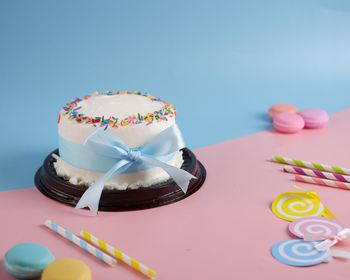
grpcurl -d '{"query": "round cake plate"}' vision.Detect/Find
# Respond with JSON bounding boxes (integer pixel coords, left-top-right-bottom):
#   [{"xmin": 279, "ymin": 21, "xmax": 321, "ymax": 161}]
[{"xmin": 35, "ymin": 148, "xmax": 206, "ymax": 211}]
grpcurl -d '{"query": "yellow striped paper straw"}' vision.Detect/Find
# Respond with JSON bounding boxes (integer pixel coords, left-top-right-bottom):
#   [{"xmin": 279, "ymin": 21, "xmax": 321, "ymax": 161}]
[{"xmin": 81, "ymin": 230, "xmax": 156, "ymax": 278}]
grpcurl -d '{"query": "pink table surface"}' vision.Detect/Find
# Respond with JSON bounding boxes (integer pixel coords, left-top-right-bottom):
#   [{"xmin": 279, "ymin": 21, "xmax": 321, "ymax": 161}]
[{"xmin": 1, "ymin": 110, "xmax": 350, "ymax": 279}]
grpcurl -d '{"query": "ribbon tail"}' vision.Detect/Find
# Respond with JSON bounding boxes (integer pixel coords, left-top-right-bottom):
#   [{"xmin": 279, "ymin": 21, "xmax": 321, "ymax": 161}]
[
  {"xmin": 75, "ymin": 159, "xmax": 131, "ymax": 215},
  {"xmin": 142, "ymin": 157, "xmax": 196, "ymax": 193}
]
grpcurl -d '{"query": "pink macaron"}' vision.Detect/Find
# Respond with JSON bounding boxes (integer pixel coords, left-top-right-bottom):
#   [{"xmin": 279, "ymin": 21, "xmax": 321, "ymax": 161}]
[
  {"xmin": 298, "ymin": 108, "xmax": 329, "ymax": 129},
  {"xmin": 273, "ymin": 113, "xmax": 305, "ymax": 133},
  {"xmin": 268, "ymin": 103, "xmax": 298, "ymax": 118}
]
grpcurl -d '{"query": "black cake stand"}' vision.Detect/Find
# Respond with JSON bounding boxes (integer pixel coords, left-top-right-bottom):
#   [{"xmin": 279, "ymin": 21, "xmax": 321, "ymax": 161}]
[{"xmin": 35, "ymin": 148, "xmax": 206, "ymax": 211}]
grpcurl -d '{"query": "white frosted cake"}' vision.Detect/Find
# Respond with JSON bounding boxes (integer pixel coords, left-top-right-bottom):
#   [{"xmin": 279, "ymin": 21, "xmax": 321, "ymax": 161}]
[{"xmin": 54, "ymin": 91, "xmax": 184, "ymax": 190}]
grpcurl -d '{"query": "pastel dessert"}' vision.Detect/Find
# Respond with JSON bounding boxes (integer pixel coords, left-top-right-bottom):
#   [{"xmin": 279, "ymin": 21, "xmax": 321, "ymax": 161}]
[
  {"xmin": 268, "ymin": 103, "xmax": 298, "ymax": 118},
  {"xmin": 298, "ymin": 108, "xmax": 329, "ymax": 129},
  {"xmin": 41, "ymin": 258, "xmax": 92, "ymax": 280},
  {"xmin": 54, "ymin": 91, "xmax": 183, "ymax": 190},
  {"xmin": 273, "ymin": 113, "xmax": 305, "ymax": 133},
  {"xmin": 4, "ymin": 242, "xmax": 55, "ymax": 279}
]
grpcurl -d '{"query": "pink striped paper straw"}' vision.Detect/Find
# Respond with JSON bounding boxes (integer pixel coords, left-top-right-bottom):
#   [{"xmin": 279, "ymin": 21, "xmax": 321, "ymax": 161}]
[
  {"xmin": 284, "ymin": 166, "xmax": 350, "ymax": 183},
  {"xmin": 295, "ymin": 174, "xmax": 350, "ymax": 190}
]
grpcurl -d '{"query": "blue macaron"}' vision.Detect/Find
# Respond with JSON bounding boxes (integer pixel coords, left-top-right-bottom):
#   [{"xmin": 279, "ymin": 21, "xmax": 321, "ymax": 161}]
[{"xmin": 3, "ymin": 242, "xmax": 55, "ymax": 279}]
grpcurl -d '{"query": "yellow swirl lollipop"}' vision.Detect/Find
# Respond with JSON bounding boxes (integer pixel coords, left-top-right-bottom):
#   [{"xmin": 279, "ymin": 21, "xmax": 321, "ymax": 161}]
[{"xmin": 272, "ymin": 188, "xmax": 335, "ymax": 222}]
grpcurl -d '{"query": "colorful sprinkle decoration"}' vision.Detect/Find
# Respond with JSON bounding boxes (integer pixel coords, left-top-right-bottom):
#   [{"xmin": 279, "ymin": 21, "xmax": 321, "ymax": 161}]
[{"xmin": 61, "ymin": 91, "xmax": 176, "ymax": 130}]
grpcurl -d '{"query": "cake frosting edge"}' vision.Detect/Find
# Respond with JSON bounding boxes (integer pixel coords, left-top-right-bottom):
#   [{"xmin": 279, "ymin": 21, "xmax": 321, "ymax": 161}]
[{"xmin": 54, "ymin": 91, "xmax": 184, "ymax": 190}]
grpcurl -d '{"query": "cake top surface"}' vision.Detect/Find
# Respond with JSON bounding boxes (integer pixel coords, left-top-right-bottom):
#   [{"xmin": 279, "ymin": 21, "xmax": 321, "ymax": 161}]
[{"xmin": 60, "ymin": 91, "xmax": 176, "ymax": 129}]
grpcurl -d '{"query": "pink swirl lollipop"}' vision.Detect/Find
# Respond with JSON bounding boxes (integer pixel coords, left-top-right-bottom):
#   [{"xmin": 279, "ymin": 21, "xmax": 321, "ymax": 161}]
[{"xmin": 289, "ymin": 217, "xmax": 343, "ymax": 240}]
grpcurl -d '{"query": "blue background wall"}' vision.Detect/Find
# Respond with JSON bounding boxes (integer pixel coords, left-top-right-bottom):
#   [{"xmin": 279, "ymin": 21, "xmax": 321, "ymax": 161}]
[{"xmin": 1, "ymin": 0, "xmax": 350, "ymax": 189}]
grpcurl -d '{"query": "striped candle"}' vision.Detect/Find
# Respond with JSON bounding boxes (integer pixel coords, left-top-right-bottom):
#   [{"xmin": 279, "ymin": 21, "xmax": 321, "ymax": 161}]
[
  {"xmin": 81, "ymin": 230, "xmax": 156, "ymax": 279},
  {"xmin": 284, "ymin": 166, "xmax": 350, "ymax": 183},
  {"xmin": 295, "ymin": 175, "xmax": 350, "ymax": 190},
  {"xmin": 44, "ymin": 220, "xmax": 117, "ymax": 266},
  {"xmin": 272, "ymin": 156, "xmax": 350, "ymax": 175}
]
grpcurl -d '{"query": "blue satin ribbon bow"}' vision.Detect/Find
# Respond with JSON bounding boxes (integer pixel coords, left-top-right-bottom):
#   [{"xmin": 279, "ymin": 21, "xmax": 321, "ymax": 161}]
[{"xmin": 76, "ymin": 124, "xmax": 196, "ymax": 214}]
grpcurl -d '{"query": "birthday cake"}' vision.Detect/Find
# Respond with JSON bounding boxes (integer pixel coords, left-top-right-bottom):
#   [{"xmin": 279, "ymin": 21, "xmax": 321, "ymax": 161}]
[
  {"xmin": 54, "ymin": 91, "xmax": 183, "ymax": 190},
  {"xmin": 35, "ymin": 90, "xmax": 206, "ymax": 212}
]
